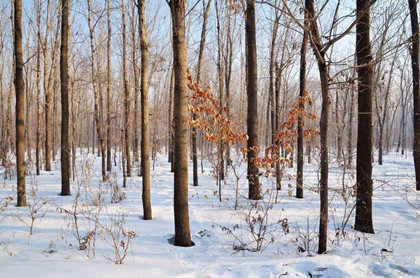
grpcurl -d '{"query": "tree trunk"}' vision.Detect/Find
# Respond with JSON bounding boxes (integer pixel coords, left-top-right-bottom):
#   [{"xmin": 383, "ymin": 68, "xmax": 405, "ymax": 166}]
[
  {"xmin": 106, "ymin": 0, "xmax": 112, "ymax": 172},
  {"xmin": 87, "ymin": 0, "xmax": 106, "ymax": 182},
  {"xmin": 60, "ymin": 0, "xmax": 71, "ymax": 196},
  {"xmin": 36, "ymin": 1, "xmax": 41, "ymax": 176},
  {"xmin": 14, "ymin": 0, "xmax": 27, "ymax": 206},
  {"xmin": 132, "ymin": 3, "xmax": 140, "ymax": 167},
  {"xmin": 192, "ymin": 0, "xmax": 211, "ymax": 187},
  {"xmin": 408, "ymin": 0, "xmax": 420, "ymax": 191},
  {"xmin": 139, "ymin": 0, "xmax": 152, "ymax": 220},
  {"xmin": 347, "ymin": 86, "xmax": 354, "ymax": 168},
  {"xmin": 297, "ymin": 9, "xmax": 308, "ymax": 199},
  {"xmin": 355, "ymin": 0, "xmax": 374, "ymax": 234},
  {"xmin": 215, "ymin": 0, "xmax": 225, "ymax": 182},
  {"xmin": 169, "ymin": 0, "xmax": 192, "ymax": 247},
  {"xmin": 122, "ymin": 0, "xmax": 131, "ymax": 177},
  {"xmin": 246, "ymin": 0, "xmax": 261, "ymax": 200},
  {"xmin": 305, "ymin": 0, "xmax": 329, "ymax": 254}
]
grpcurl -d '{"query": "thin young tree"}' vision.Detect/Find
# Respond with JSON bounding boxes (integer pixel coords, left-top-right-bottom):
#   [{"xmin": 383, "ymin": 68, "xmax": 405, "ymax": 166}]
[
  {"xmin": 167, "ymin": 0, "xmax": 192, "ymax": 247},
  {"xmin": 60, "ymin": 0, "xmax": 71, "ymax": 195},
  {"xmin": 192, "ymin": 0, "xmax": 211, "ymax": 187},
  {"xmin": 122, "ymin": 0, "xmax": 131, "ymax": 177},
  {"xmin": 138, "ymin": 0, "xmax": 152, "ymax": 220},
  {"xmin": 106, "ymin": 0, "xmax": 112, "ymax": 172},
  {"xmin": 36, "ymin": 0, "xmax": 42, "ymax": 176},
  {"xmin": 246, "ymin": 0, "xmax": 261, "ymax": 200},
  {"xmin": 354, "ymin": 0, "xmax": 374, "ymax": 234},
  {"xmin": 14, "ymin": 0, "xmax": 27, "ymax": 206},
  {"xmin": 408, "ymin": 0, "xmax": 420, "ymax": 191},
  {"xmin": 87, "ymin": 0, "xmax": 106, "ymax": 182},
  {"xmin": 296, "ymin": 6, "xmax": 308, "ymax": 199}
]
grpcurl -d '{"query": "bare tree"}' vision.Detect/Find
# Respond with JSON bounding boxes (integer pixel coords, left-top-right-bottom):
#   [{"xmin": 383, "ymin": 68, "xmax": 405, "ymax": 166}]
[
  {"xmin": 168, "ymin": 0, "xmax": 192, "ymax": 247},
  {"xmin": 354, "ymin": 0, "xmax": 374, "ymax": 234},
  {"xmin": 192, "ymin": 0, "xmax": 211, "ymax": 187},
  {"xmin": 14, "ymin": 0, "xmax": 27, "ymax": 206},
  {"xmin": 87, "ymin": 0, "xmax": 106, "ymax": 182},
  {"xmin": 106, "ymin": 0, "xmax": 112, "ymax": 172},
  {"xmin": 296, "ymin": 5, "xmax": 308, "ymax": 199},
  {"xmin": 122, "ymin": 0, "xmax": 131, "ymax": 178},
  {"xmin": 36, "ymin": 1, "xmax": 42, "ymax": 176},
  {"xmin": 138, "ymin": 0, "xmax": 152, "ymax": 220},
  {"xmin": 60, "ymin": 0, "xmax": 71, "ymax": 195},
  {"xmin": 408, "ymin": 0, "xmax": 420, "ymax": 191},
  {"xmin": 246, "ymin": 0, "xmax": 261, "ymax": 200}
]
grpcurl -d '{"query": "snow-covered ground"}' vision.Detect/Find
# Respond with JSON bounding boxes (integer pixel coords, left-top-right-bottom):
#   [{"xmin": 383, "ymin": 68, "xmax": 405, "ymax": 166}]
[{"xmin": 0, "ymin": 150, "xmax": 419, "ymax": 277}]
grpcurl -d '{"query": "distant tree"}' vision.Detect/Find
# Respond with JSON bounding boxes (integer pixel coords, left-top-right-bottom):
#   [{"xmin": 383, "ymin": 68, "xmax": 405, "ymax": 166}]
[
  {"xmin": 408, "ymin": 0, "xmax": 420, "ymax": 191},
  {"xmin": 14, "ymin": 0, "xmax": 27, "ymax": 206},
  {"xmin": 168, "ymin": 0, "xmax": 192, "ymax": 247},
  {"xmin": 60, "ymin": 0, "xmax": 70, "ymax": 195},
  {"xmin": 354, "ymin": 0, "xmax": 374, "ymax": 234}
]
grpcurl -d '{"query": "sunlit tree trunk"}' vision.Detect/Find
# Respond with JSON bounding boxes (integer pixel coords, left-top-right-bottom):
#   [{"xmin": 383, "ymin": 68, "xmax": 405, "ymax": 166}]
[
  {"xmin": 168, "ymin": 0, "xmax": 192, "ymax": 247},
  {"xmin": 138, "ymin": 0, "xmax": 152, "ymax": 220}
]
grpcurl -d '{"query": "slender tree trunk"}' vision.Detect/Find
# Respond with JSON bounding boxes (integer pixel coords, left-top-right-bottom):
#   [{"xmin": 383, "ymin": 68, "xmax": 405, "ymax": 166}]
[
  {"xmin": 60, "ymin": 0, "xmax": 71, "ymax": 196},
  {"xmin": 139, "ymin": 0, "xmax": 152, "ymax": 220},
  {"xmin": 36, "ymin": 2, "xmax": 41, "ymax": 176},
  {"xmin": 275, "ymin": 63, "xmax": 281, "ymax": 190},
  {"xmin": 14, "ymin": 0, "xmax": 27, "ymax": 206},
  {"xmin": 122, "ymin": 0, "xmax": 131, "ymax": 177},
  {"xmin": 106, "ymin": 0, "xmax": 112, "ymax": 172},
  {"xmin": 87, "ymin": 0, "xmax": 106, "ymax": 182},
  {"xmin": 335, "ymin": 92, "xmax": 342, "ymax": 161},
  {"xmin": 132, "ymin": 4, "xmax": 140, "ymax": 166},
  {"xmin": 305, "ymin": 0, "xmax": 329, "ymax": 254},
  {"xmin": 246, "ymin": 0, "xmax": 261, "ymax": 200},
  {"xmin": 192, "ymin": 0, "xmax": 211, "ymax": 187},
  {"xmin": 297, "ymin": 9, "xmax": 308, "ymax": 199},
  {"xmin": 215, "ymin": 0, "xmax": 225, "ymax": 182},
  {"xmin": 408, "ymin": 0, "xmax": 420, "ymax": 191},
  {"xmin": 355, "ymin": 0, "xmax": 374, "ymax": 234},
  {"xmin": 347, "ymin": 85, "xmax": 354, "ymax": 168},
  {"xmin": 169, "ymin": 0, "xmax": 192, "ymax": 247}
]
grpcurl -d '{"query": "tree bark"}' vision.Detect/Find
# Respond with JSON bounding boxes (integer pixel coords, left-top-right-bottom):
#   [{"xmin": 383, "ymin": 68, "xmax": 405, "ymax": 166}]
[
  {"xmin": 87, "ymin": 0, "xmax": 106, "ymax": 182},
  {"xmin": 139, "ymin": 0, "xmax": 152, "ymax": 220},
  {"xmin": 305, "ymin": 0, "xmax": 329, "ymax": 254},
  {"xmin": 297, "ymin": 8, "xmax": 308, "ymax": 199},
  {"xmin": 169, "ymin": 0, "xmax": 192, "ymax": 247},
  {"xmin": 408, "ymin": 0, "xmax": 420, "ymax": 191},
  {"xmin": 107, "ymin": 0, "xmax": 112, "ymax": 172},
  {"xmin": 355, "ymin": 0, "xmax": 374, "ymax": 234},
  {"xmin": 14, "ymin": 0, "xmax": 27, "ymax": 206},
  {"xmin": 192, "ymin": 0, "xmax": 211, "ymax": 187},
  {"xmin": 36, "ymin": 1, "xmax": 41, "ymax": 176},
  {"xmin": 246, "ymin": 0, "xmax": 261, "ymax": 200},
  {"xmin": 60, "ymin": 0, "xmax": 71, "ymax": 196},
  {"xmin": 122, "ymin": 0, "xmax": 131, "ymax": 177}
]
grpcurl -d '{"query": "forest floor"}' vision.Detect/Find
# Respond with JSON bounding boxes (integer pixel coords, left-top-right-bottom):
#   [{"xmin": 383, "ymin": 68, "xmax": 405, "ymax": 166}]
[{"xmin": 0, "ymin": 150, "xmax": 419, "ymax": 277}]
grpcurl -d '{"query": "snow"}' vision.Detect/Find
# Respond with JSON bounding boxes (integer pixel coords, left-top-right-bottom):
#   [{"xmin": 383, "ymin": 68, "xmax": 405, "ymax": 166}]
[{"xmin": 1, "ymin": 151, "xmax": 420, "ymax": 277}]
